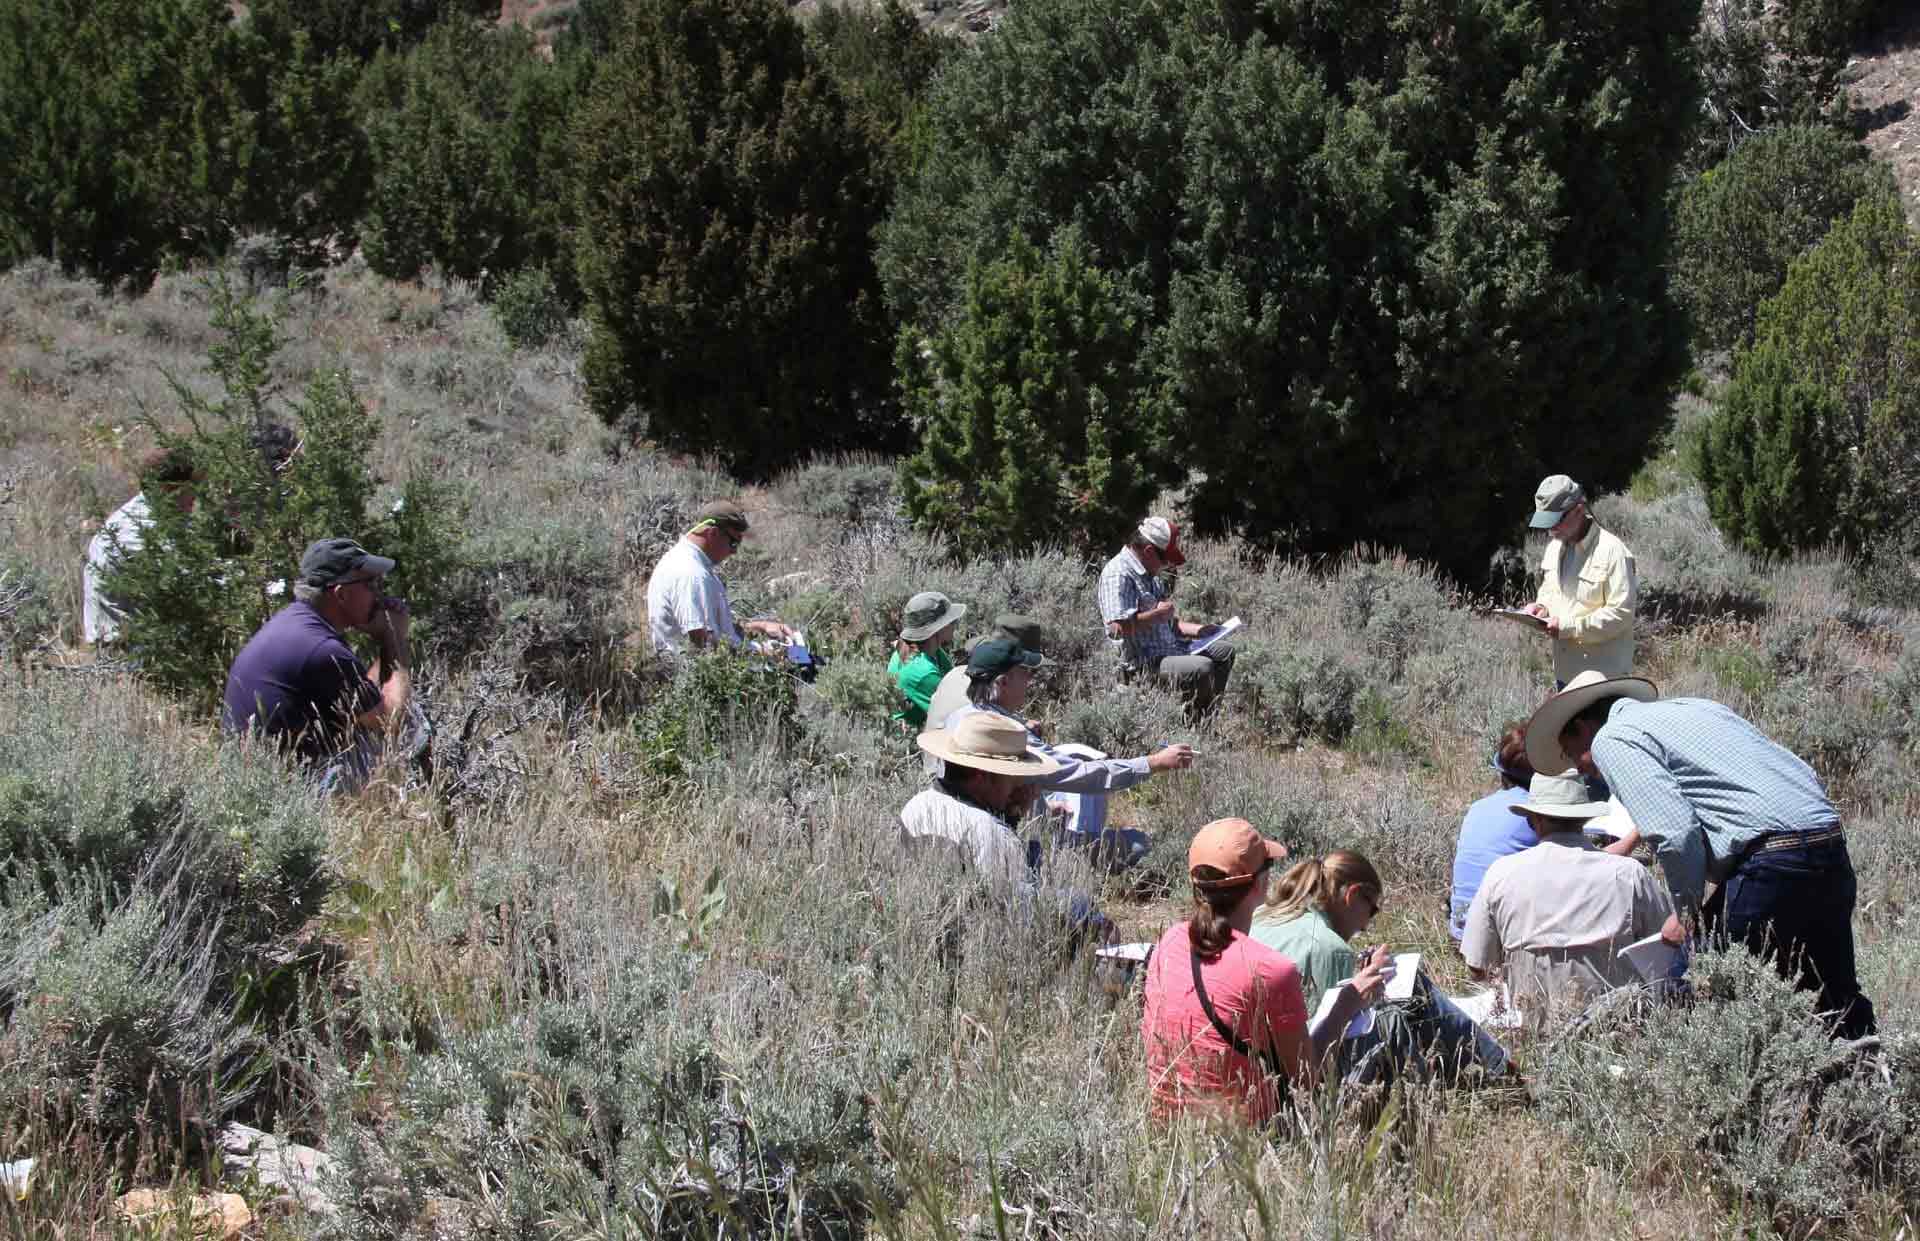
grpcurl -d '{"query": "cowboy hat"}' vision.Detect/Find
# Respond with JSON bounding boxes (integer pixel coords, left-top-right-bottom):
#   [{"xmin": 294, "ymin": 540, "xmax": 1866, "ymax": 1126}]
[
  {"xmin": 1524, "ymin": 669, "xmax": 1657, "ymax": 774},
  {"xmin": 916, "ymin": 712, "xmax": 1063, "ymax": 778}
]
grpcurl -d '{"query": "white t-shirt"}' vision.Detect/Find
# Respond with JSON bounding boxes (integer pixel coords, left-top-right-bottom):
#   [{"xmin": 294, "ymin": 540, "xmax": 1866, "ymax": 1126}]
[
  {"xmin": 646, "ymin": 537, "xmax": 741, "ymax": 654},
  {"xmin": 83, "ymin": 493, "xmax": 152, "ymax": 644}
]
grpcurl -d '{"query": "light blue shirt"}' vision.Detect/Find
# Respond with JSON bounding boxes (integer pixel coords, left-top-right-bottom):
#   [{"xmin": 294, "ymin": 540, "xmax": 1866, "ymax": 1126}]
[
  {"xmin": 1591, "ymin": 697, "xmax": 1837, "ymax": 911},
  {"xmin": 1448, "ymin": 784, "xmax": 1535, "ymax": 940}
]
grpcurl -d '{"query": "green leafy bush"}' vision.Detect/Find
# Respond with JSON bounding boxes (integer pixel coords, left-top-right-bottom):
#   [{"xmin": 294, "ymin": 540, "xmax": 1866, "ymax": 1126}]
[
  {"xmin": 488, "ymin": 264, "xmax": 571, "ymax": 349},
  {"xmin": 1672, "ymin": 124, "xmax": 1892, "ymax": 354},
  {"xmin": 632, "ymin": 651, "xmax": 803, "ymax": 781},
  {"xmin": 878, "ymin": 0, "xmax": 1699, "ymax": 578},
  {"xmin": 574, "ymin": 0, "xmax": 903, "ymax": 478},
  {"xmin": 104, "ymin": 276, "xmax": 465, "ymax": 712},
  {"xmin": 1696, "ymin": 187, "xmax": 1920, "ymax": 557},
  {"xmin": 898, "ymin": 228, "xmax": 1174, "ymax": 557}
]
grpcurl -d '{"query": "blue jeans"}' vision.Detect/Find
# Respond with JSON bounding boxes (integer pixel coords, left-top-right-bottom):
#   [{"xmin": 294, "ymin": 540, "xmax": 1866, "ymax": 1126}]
[
  {"xmin": 1342, "ymin": 970, "xmax": 1510, "ymax": 1084},
  {"xmin": 1712, "ymin": 836, "xmax": 1875, "ymax": 1039}
]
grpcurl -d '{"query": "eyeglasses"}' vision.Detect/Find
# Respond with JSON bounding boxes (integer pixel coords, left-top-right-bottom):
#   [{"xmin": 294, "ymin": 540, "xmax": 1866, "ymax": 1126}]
[{"xmin": 724, "ymin": 531, "xmax": 743, "ymax": 551}]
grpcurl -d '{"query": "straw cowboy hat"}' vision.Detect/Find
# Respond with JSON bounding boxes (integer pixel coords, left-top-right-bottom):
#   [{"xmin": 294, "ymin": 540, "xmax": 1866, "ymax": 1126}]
[
  {"xmin": 1524, "ymin": 669, "xmax": 1658, "ymax": 774},
  {"xmin": 899, "ymin": 591, "xmax": 967, "ymax": 643},
  {"xmin": 1507, "ymin": 772, "xmax": 1611, "ymax": 821},
  {"xmin": 916, "ymin": 712, "xmax": 1063, "ymax": 778}
]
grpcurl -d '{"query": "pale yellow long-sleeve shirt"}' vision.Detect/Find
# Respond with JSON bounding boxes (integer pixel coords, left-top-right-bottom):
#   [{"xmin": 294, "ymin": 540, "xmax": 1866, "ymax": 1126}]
[{"xmin": 1536, "ymin": 521, "xmax": 1636, "ymax": 683}]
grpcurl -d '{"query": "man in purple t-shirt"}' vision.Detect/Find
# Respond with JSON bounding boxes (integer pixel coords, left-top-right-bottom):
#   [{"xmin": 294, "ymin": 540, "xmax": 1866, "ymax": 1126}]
[{"xmin": 223, "ymin": 537, "xmax": 412, "ymax": 792}]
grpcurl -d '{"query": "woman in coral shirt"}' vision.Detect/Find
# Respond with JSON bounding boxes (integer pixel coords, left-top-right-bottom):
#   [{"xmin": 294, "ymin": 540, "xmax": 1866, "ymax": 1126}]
[{"xmin": 1141, "ymin": 818, "xmax": 1388, "ymax": 1126}]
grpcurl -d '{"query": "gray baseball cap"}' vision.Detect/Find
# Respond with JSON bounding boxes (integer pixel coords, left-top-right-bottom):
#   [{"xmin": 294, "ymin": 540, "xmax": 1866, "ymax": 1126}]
[{"xmin": 1529, "ymin": 474, "xmax": 1584, "ymax": 529}]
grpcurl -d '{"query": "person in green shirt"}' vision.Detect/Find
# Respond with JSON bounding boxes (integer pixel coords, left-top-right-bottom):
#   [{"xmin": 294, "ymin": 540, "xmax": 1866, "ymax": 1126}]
[
  {"xmin": 888, "ymin": 591, "xmax": 966, "ymax": 728},
  {"xmin": 1253, "ymin": 850, "xmax": 1510, "ymax": 1085}
]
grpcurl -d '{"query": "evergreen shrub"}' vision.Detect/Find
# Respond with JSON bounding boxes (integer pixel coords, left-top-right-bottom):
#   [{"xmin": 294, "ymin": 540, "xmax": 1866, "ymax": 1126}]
[
  {"xmin": 880, "ymin": 0, "xmax": 1700, "ymax": 578},
  {"xmin": 574, "ymin": 0, "xmax": 905, "ymax": 478},
  {"xmin": 1696, "ymin": 187, "xmax": 1920, "ymax": 558},
  {"xmin": 104, "ymin": 276, "xmax": 465, "ymax": 712},
  {"xmin": 1672, "ymin": 124, "xmax": 1892, "ymax": 354}
]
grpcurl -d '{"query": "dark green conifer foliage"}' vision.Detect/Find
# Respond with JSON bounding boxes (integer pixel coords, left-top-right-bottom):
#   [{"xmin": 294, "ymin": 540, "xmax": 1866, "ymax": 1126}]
[
  {"xmin": 0, "ymin": 0, "xmax": 234, "ymax": 283},
  {"xmin": 1672, "ymin": 124, "xmax": 1892, "ymax": 355},
  {"xmin": 106, "ymin": 277, "xmax": 463, "ymax": 713},
  {"xmin": 879, "ymin": 0, "xmax": 1701, "ymax": 578},
  {"xmin": 898, "ymin": 228, "xmax": 1175, "ymax": 556},
  {"xmin": 573, "ymin": 0, "xmax": 901, "ymax": 478},
  {"xmin": 1698, "ymin": 188, "xmax": 1920, "ymax": 556},
  {"xmin": 359, "ymin": 16, "xmax": 590, "ymax": 294}
]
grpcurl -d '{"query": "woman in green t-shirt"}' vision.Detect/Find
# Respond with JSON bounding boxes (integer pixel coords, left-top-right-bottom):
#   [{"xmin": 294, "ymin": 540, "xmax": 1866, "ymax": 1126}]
[
  {"xmin": 1254, "ymin": 851, "xmax": 1511, "ymax": 1085},
  {"xmin": 888, "ymin": 591, "xmax": 966, "ymax": 728}
]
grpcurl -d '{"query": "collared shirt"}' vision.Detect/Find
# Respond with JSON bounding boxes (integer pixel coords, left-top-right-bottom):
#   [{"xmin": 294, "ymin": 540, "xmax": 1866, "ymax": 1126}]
[
  {"xmin": 1461, "ymin": 830, "xmax": 1673, "ymax": 1032},
  {"xmin": 1535, "ymin": 521, "xmax": 1636, "ymax": 682},
  {"xmin": 944, "ymin": 704, "xmax": 1152, "ymax": 796},
  {"xmin": 898, "ymin": 783, "xmax": 1031, "ymax": 887},
  {"xmin": 646, "ymin": 538, "xmax": 741, "ymax": 653},
  {"xmin": 1591, "ymin": 697, "xmax": 1837, "ymax": 911},
  {"xmin": 888, "ymin": 647, "xmax": 953, "ymax": 728},
  {"xmin": 83, "ymin": 493, "xmax": 152, "ymax": 644},
  {"xmin": 1448, "ymin": 785, "xmax": 1536, "ymax": 940},
  {"xmin": 1097, "ymin": 546, "xmax": 1187, "ymax": 669},
  {"xmin": 1249, "ymin": 908, "xmax": 1355, "ymax": 1016}
]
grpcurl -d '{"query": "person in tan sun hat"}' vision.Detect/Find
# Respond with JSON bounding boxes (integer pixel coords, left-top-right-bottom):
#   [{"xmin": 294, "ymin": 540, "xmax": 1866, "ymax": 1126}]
[
  {"xmin": 904, "ymin": 713, "xmax": 1116, "ymax": 944},
  {"xmin": 1460, "ymin": 770, "xmax": 1675, "ymax": 1034},
  {"xmin": 1525, "ymin": 669, "xmax": 1875, "ymax": 1039},
  {"xmin": 1139, "ymin": 819, "xmax": 1390, "ymax": 1126},
  {"xmin": 1519, "ymin": 474, "xmax": 1637, "ymax": 687},
  {"xmin": 903, "ymin": 712, "xmax": 1063, "ymax": 885}
]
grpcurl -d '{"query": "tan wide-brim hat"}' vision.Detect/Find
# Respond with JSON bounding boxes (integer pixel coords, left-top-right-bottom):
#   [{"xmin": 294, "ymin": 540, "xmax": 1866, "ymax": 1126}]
[
  {"xmin": 917, "ymin": 711, "xmax": 1063, "ymax": 778},
  {"xmin": 1525, "ymin": 670, "xmax": 1658, "ymax": 774}
]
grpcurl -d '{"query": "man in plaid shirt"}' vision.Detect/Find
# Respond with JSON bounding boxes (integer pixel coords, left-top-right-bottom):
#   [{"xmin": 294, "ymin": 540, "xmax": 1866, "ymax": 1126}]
[{"xmin": 1097, "ymin": 516, "xmax": 1235, "ymax": 713}]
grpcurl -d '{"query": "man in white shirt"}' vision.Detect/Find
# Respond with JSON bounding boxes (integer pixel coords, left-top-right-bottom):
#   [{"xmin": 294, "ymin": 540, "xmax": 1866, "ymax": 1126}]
[
  {"xmin": 1521, "ymin": 474, "xmax": 1636, "ymax": 686},
  {"xmin": 646, "ymin": 500, "xmax": 793, "ymax": 654},
  {"xmin": 83, "ymin": 446, "xmax": 199, "ymax": 644},
  {"xmin": 1462, "ymin": 771, "xmax": 1673, "ymax": 1033}
]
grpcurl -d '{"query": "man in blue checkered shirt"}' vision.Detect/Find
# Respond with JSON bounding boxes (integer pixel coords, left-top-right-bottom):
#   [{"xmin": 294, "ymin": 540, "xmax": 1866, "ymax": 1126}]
[
  {"xmin": 1528, "ymin": 671, "xmax": 1875, "ymax": 1038},
  {"xmin": 1096, "ymin": 516, "xmax": 1235, "ymax": 713}
]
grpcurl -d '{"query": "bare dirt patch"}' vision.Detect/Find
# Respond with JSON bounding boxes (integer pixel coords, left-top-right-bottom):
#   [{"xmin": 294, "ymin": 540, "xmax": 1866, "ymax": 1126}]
[{"xmin": 1847, "ymin": 7, "xmax": 1920, "ymax": 223}]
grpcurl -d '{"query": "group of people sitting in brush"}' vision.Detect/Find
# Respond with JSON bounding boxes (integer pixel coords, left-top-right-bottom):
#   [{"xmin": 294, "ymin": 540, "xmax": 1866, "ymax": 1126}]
[{"xmin": 119, "ymin": 473, "xmax": 1872, "ymax": 1128}]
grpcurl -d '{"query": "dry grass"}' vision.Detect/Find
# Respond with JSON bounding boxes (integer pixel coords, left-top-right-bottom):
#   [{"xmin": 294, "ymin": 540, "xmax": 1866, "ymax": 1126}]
[{"xmin": 3, "ymin": 259, "xmax": 1917, "ymax": 1240}]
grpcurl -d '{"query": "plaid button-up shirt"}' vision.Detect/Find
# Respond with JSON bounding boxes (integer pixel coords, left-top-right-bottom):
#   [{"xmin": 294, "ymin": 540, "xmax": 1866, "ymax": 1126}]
[
  {"xmin": 1097, "ymin": 546, "xmax": 1187, "ymax": 669},
  {"xmin": 1592, "ymin": 697, "xmax": 1839, "ymax": 911}
]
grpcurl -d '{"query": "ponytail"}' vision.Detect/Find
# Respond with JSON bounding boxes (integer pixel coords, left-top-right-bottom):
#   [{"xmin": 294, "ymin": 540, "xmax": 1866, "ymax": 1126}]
[
  {"xmin": 1264, "ymin": 850, "xmax": 1382, "ymax": 923},
  {"xmin": 1187, "ymin": 865, "xmax": 1244, "ymax": 956}
]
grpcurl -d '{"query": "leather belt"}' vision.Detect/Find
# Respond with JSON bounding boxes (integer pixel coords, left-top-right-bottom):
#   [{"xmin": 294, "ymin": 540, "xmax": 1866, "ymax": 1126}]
[{"xmin": 1749, "ymin": 825, "xmax": 1844, "ymax": 855}]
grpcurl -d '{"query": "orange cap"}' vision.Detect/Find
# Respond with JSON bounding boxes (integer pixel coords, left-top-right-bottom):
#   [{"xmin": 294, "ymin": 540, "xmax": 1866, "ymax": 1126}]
[{"xmin": 1187, "ymin": 818, "xmax": 1288, "ymax": 889}]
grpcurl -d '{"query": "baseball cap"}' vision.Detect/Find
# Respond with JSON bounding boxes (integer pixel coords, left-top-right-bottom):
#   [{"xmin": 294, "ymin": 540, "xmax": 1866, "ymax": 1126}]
[
  {"xmin": 691, "ymin": 499, "xmax": 752, "ymax": 534},
  {"xmin": 966, "ymin": 636, "xmax": 1052, "ymax": 680},
  {"xmin": 1137, "ymin": 516, "xmax": 1187, "ymax": 567},
  {"xmin": 1529, "ymin": 475, "xmax": 1584, "ymax": 530},
  {"xmin": 298, "ymin": 537, "xmax": 395, "ymax": 588},
  {"xmin": 1188, "ymin": 818, "xmax": 1289, "ymax": 890}
]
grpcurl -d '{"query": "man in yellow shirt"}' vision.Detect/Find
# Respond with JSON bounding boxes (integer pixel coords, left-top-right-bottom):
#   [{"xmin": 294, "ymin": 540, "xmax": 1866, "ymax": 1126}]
[{"xmin": 1522, "ymin": 474, "xmax": 1636, "ymax": 687}]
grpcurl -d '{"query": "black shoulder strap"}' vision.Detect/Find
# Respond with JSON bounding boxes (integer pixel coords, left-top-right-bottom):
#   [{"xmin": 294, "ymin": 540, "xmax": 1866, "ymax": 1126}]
[{"xmin": 1191, "ymin": 948, "xmax": 1292, "ymax": 1102}]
